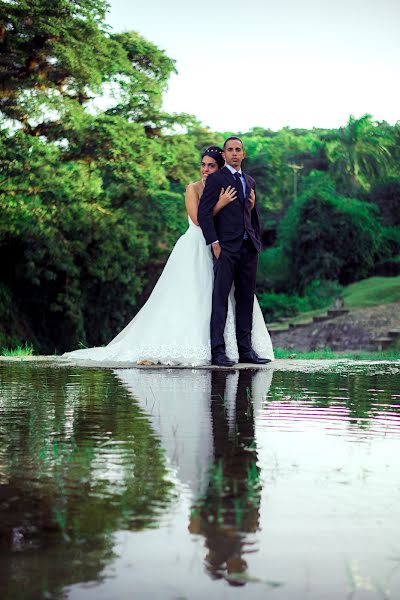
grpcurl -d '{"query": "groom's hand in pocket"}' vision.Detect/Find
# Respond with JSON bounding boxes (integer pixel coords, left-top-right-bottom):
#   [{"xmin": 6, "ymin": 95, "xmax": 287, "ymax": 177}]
[{"xmin": 212, "ymin": 241, "xmax": 221, "ymax": 260}]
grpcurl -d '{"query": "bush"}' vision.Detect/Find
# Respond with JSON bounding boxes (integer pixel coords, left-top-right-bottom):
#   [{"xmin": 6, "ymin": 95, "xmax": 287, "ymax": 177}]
[
  {"xmin": 258, "ymin": 292, "xmax": 309, "ymax": 322},
  {"xmin": 277, "ymin": 175, "xmax": 386, "ymax": 291},
  {"xmin": 258, "ymin": 279, "xmax": 342, "ymax": 322},
  {"xmin": 303, "ymin": 280, "xmax": 343, "ymax": 309},
  {"xmin": 257, "ymin": 246, "xmax": 290, "ymax": 292},
  {"xmin": 382, "ymin": 226, "xmax": 400, "ymax": 255}
]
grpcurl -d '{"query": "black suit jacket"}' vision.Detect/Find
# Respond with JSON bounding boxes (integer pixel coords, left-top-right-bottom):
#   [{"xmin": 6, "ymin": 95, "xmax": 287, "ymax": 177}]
[{"xmin": 197, "ymin": 166, "xmax": 262, "ymax": 253}]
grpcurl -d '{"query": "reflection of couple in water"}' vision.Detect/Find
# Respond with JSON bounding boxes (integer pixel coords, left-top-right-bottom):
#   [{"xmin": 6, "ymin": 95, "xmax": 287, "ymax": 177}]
[
  {"xmin": 116, "ymin": 367, "xmax": 273, "ymax": 585},
  {"xmin": 64, "ymin": 137, "xmax": 273, "ymax": 367}
]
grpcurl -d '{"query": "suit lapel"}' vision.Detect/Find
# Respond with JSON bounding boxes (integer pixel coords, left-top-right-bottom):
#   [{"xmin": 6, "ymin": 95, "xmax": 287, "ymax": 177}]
[
  {"xmin": 243, "ymin": 172, "xmax": 252, "ymax": 199},
  {"xmin": 223, "ymin": 165, "xmax": 246, "ymax": 202},
  {"xmin": 221, "ymin": 165, "xmax": 236, "ymax": 187}
]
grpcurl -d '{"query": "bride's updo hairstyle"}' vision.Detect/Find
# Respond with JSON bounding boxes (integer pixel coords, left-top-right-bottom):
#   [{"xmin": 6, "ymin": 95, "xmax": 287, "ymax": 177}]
[{"xmin": 201, "ymin": 146, "xmax": 225, "ymax": 169}]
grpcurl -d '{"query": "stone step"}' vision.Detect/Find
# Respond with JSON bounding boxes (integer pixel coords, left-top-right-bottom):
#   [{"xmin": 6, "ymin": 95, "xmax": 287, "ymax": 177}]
[
  {"xmin": 388, "ymin": 330, "xmax": 400, "ymax": 339},
  {"xmin": 327, "ymin": 309, "xmax": 350, "ymax": 318},
  {"xmin": 370, "ymin": 338, "xmax": 393, "ymax": 350},
  {"xmin": 289, "ymin": 321, "xmax": 313, "ymax": 329},
  {"xmin": 313, "ymin": 315, "xmax": 330, "ymax": 323}
]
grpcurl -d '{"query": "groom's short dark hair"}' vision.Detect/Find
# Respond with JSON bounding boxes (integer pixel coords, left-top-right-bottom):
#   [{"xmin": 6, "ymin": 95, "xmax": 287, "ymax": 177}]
[{"xmin": 223, "ymin": 136, "xmax": 244, "ymax": 149}]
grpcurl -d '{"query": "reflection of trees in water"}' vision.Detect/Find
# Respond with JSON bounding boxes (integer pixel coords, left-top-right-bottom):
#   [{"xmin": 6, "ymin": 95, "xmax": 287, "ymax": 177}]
[
  {"xmin": 0, "ymin": 364, "xmax": 174, "ymax": 600},
  {"xmin": 268, "ymin": 369, "xmax": 400, "ymax": 428},
  {"xmin": 190, "ymin": 370, "xmax": 263, "ymax": 586},
  {"xmin": 2, "ymin": 363, "xmax": 395, "ymax": 596}
]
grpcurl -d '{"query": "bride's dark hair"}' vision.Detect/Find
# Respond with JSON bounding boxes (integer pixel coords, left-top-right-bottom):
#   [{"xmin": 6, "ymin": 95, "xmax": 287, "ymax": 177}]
[{"xmin": 202, "ymin": 146, "xmax": 224, "ymax": 169}]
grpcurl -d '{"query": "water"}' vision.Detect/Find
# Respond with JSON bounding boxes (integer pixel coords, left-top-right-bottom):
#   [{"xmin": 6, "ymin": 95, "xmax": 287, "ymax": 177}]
[{"xmin": 0, "ymin": 362, "xmax": 400, "ymax": 599}]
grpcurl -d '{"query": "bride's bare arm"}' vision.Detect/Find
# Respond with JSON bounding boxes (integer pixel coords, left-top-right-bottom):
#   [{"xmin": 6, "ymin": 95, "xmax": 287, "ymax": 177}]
[
  {"xmin": 187, "ymin": 183, "xmax": 238, "ymax": 225},
  {"xmin": 185, "ymin": 183, "xmax": 201, "ymax": 225},
  {"xmin": 212, "ymin": 186, "xmax": 237, "ymax": 215}
]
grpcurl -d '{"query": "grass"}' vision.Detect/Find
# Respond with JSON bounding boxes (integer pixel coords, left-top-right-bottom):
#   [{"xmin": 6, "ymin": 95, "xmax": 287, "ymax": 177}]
[
  {"xmin": 0, "ymin": 343, "xmax": 34, "ymax": 356},
  {"xmin": 343, "ymin": 276, "xmax": 400, "ymax": 308},
  {"xmin": 274, "ymin": 347, "xmax": 400, "ymax": 360},
  {"xmin": 267, "ymin": 276, "xmax": 400, "ymax": 330},
  {"xmin": 2, "ymin": 343, "xmax": 398, "ymax": 361},
  {"xmin": 1, "ymin": 342, "xmax": 399, "ymax": 361}
]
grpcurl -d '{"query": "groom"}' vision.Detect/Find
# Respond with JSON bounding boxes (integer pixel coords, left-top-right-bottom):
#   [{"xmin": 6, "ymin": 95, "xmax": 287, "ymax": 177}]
[{"xmin": 198, "ymin": 137, "xmax": 270, "ymax": 366}]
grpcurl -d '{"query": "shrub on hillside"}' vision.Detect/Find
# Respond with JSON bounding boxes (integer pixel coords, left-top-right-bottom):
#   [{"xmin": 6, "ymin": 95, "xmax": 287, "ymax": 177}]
[
  {"xmin": 257, "ymin": 246, "xmax": 290, "ymax": 292},
  {"xmin": 303, "ymin": 280, "xmax": 343, "ymax": 309},
  {"xmin": 258, "ymin": 279, "xmax": 342, "ymax": 322},
  {"xmin": 277, "ymin": 174, "xmax": 385, "ymax": 291},
  {"xmin": 258, "ymin": 292, "xmax": 309, "ymax": 322}
]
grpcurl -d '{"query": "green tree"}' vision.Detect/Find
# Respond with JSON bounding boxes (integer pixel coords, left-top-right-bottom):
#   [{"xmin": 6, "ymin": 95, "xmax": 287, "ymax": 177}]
[
  {"xmin": 241, "ymin": 127, "xmax": 329, "ymax": 241},
  {"xmin": 0, "ymin": 0, "xmax": 176, "ymax": 130},
  {"xmin": 326, "ymin": 114, "xmax": 391, "ymax": 195},
  {"xmin": 0, "ymin": 0, "xmax": 197, "ymax": 352},
  {"xmin": 277, "ymin": 173, "xmax": 386, "ymax": 290}
]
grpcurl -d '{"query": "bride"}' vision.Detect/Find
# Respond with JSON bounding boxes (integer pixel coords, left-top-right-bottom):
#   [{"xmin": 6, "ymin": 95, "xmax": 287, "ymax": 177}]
[{"xmin": 63, "ymin": 146, "xmax": 274, "ymax": 366}]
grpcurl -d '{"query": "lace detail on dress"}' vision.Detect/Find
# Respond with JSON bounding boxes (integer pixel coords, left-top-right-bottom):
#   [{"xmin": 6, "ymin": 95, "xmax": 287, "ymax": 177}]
[
  {"xmin": 223, "ymin": 290, "xmax": 274, "ymax": 360},
  {"xmin": 126, "ymin": 342, "xmax": 211, "ymax": 366},
  {"xmin": 224, "ymin": 293, "xmax": 239, "ymax": 360}
]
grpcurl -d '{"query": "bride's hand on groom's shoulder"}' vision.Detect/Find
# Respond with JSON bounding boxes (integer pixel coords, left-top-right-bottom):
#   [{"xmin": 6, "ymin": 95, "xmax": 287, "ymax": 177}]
[{"xmin": 219, "ymin": 186, "xmax": 237, "ymax": 207}]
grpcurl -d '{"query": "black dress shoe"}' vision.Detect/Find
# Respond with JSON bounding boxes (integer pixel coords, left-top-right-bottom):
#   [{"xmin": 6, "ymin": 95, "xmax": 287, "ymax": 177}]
[
  {"xmin": 211, "ymin": 354, "xmax": 236, "ymax": 367},
  {"xmin": 238, "ymin": 350, "xmax": 271, "ymax": 364}
]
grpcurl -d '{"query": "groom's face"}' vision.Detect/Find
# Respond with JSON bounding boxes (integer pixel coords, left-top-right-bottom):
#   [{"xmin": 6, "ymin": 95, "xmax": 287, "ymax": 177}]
[{"xmin": 222, "ymin": 140, "xmax": 245, "ymax": 170}]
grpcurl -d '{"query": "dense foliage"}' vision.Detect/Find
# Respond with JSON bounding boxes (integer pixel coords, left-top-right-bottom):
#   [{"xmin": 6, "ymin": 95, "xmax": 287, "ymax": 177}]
[
  {"xmin": 1, "ymin": 0, "xmax": 399, "ymax": 349},
  {"xmin": 277, "ymin": 173, "xmax": 386, "ymax": 289},
  {"xmin": 0, "ymin": 0, "xmax": 202, "ymax": 350}
]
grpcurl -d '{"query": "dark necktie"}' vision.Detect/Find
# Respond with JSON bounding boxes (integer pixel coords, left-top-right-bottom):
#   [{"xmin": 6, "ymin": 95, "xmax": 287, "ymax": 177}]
[
  {"xmin": 233, "ymin": 172, "xmax": 244, "ymax": 200},
  {"xmin": 233, "ymin": 172, "xmax": 249, "ymax": 240}
]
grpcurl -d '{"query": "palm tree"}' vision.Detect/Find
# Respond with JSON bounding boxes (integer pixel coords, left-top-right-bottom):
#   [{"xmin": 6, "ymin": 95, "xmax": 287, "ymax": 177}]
[{"xmin": 326, "ymin": 114, "xmax": 391, "ymax": 194}]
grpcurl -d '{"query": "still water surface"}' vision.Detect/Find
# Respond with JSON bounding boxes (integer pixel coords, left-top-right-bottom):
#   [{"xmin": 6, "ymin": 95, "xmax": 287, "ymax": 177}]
[{"xmin": 1, "ymin": 362, "xmax": 400, "ymax": 599}]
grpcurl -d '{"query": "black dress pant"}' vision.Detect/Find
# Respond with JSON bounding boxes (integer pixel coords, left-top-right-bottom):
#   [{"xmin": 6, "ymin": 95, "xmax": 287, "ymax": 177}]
[{"xmin": 211, "ymin": 239, "xmax": 258, "ymax": 357}]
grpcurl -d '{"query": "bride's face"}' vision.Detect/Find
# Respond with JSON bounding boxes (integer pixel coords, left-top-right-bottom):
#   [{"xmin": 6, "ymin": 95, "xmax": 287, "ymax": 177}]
[{"xmin": 201, "ymin": 156, "xmax": 219, "ymax": 180}]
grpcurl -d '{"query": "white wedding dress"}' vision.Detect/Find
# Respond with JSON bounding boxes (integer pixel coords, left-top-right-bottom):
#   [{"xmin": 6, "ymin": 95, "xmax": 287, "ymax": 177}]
[{"xmin": 63, "ymin": 217, "xmax": 274, "ymax": 366}]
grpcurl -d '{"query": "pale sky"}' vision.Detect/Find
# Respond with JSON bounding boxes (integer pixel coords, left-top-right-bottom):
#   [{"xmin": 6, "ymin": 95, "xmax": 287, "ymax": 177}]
[{"xmin": 106, "ymin": 0, "xmax": 400, "ymax": 132}]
